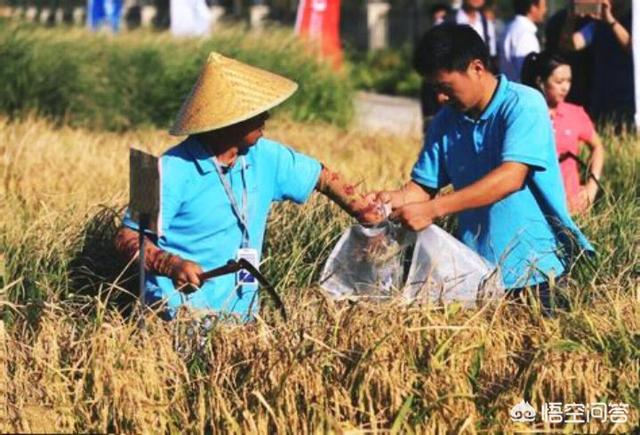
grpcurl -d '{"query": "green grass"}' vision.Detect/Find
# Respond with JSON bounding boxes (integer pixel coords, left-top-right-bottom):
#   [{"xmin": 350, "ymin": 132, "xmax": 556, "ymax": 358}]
[
  {"xmin": 348, "ymin": 46, "xmax": 422, "ymax": 97},
  {"xmin": 0, "ymin": 20, "xmax": 355, "ymax": 130}
]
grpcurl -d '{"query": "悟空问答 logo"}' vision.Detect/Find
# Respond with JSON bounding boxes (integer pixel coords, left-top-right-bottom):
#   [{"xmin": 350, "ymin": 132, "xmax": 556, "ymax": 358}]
[{"xmin": 510, "ymin": 400, "xmax": 537, "ymax": 423}]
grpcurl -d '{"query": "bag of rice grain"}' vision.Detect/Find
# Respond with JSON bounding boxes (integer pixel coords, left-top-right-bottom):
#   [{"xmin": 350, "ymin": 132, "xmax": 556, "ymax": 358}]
[{"xmin": 320, "ymin": 223, "xmax": 503, "ymax": 308}]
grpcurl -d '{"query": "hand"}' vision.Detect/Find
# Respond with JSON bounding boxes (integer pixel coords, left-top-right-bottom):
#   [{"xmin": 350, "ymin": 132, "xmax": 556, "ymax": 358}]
[
  {"xmin": 390, "ymin": 201, "xmax": 439, "ymax": 231},
  {"xmin": 169, "ymin": 258, "xmax": 204, "ymax": 293},
  {"xmin": 569, "ymin": 185, "xmax": 594, "ymax": 214},
  {"xmin": 600, "ymin": 0, "xmax": 616, "ymax": 24},
  {"xmin": 356, "ymin": 193, "xmax": 386, "ymax": 226},
  {"xmin": 376, "ymin": 190, "xmax": 405, "ymax": 210},
  {"xmin": 586, "ymin": 180, "xmax": 599, "ymax": 204}
]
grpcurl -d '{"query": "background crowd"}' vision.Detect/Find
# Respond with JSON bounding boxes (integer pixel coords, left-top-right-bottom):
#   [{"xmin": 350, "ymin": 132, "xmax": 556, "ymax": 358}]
[
  {"xmin": 421, "ymin": 0, "xmax": 628, "ymax": 214},
  {"xmin": 423, "ymin": 0, "xmax": 632, "ymax": 125}
]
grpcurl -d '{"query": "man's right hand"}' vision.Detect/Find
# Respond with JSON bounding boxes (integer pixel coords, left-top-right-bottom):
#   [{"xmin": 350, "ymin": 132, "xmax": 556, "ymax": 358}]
[
  {"xmin": 169, "ymin": 258, "xmax": 204, "ymax": 293},
  {"xmin": 376, "ymin": 190, "xmax": 405, "ymax": 211}
]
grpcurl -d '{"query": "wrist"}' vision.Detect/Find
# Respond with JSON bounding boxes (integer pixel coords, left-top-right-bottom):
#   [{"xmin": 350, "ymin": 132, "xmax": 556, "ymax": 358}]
[
  {"xmin": 607, "ymin": 19, "xmax": 617, "ymax": 27},
  {"xmin": 153, "ymin": 251, "xmax": 183, "ymax": 276},
  {"xmin": 430, "ymin": 197, "xmax": 447, "ymax": 220}
]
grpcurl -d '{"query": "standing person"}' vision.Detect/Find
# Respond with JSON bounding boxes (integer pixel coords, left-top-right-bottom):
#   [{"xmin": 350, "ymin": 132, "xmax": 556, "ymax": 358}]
[
  {"xmin": 377, "ymin": 25, "xmax": 593, "ymax": 305},
  {"xmin": 499, "ymin": 0, "xmax": 547, "ymax": 82},
  {"xmin": 521, "ymin": 51, "xmax": 605, "ymax": 215},
  {"xmin": 451, "ymin": 0, "xmax": 498, "ymax": 67},
  {"xmin": 483, "ymin": 1, "xmax": 506, "ymax": 44},
  {"xmin": 559, "ymin": 0, "xmax": 633, "ymax": 125},
  {"xmin": 429, "ymin": 3, "xmax": 452, "ymax": 27},
  {"xmin": 115, "ymin": 53, "xmax": 384, "ymax": 320},
  {"xmin": 545, "ymin": 6, "xmax": 593, "ymax": 108},
  {"xmin": 170, "ymin": 0, "xmax": 212, "ymax": 36}
]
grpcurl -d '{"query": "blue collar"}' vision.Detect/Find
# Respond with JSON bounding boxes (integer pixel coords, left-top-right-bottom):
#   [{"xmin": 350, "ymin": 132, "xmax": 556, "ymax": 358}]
[
  {"xmin": 186, "ymin": 137, "xmax": 215, "ymax": 175},
  {"xmin": 186, "ymin": 137, "xmax": 250, "ymax": 175},
  {"xmin": 479, "ymin": 75, "xmax": 507, "ymax": 121},
  {"xmin": 458, "ymin": 75, "xmax": 508, "ymax": 123}
]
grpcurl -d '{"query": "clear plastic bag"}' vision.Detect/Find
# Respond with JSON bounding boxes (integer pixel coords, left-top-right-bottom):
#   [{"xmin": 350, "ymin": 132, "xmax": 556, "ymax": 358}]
[
  {"xmin": 320, "ymin": 223, "xmax": 503, "ymax": 308},
  {"xmin": 402, "ymin": 225, "xmax": 503, "ymax": 308},
  {"xmin": 319, "ymin": 222, "xmax": 415, "ymax": 300}
]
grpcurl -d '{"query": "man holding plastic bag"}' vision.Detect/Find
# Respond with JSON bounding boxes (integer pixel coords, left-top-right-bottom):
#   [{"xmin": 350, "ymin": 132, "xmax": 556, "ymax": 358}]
[{"xmin": 375, "ymin": 24, "xmax": 593, "ymax": 308}]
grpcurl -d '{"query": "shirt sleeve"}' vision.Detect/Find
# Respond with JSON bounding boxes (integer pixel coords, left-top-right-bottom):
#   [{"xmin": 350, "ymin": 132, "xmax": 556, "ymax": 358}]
[
  {"xmin": 272, "ymin": 143, "xmax": 322, "ymax": 203},
  {"xmin": 123, "ymin": 154, "xmax": 184, "ymax": 236},
  {"xmin": 501, "ymin": 92, "xmax": 552, "ymax": 171},
  {"xmin": 578, "ymin": 22, "xmax": 596, "ymax": 47},
  {"xmin": 411, "ymin": 117, "xmax": 450, "ymax": 189},
  {"xmin": 577, "ymin": 106, "xmax": 596, "ymax": 142}
]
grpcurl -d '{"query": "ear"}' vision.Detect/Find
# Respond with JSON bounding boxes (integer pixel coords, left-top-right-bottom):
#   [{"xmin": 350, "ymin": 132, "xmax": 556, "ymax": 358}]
[{"xmin": 468, "ymin": 59, "xmax": 486, "ymax": 77}]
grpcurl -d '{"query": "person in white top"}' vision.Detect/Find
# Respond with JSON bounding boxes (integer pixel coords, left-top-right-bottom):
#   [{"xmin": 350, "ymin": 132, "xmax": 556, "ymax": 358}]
[
  {"xmin": 500, "ymin": 0, "xmax": 548, "ymax": 82},
  {"xmin": 453, "ymin": 0, "xmax": 497, "ymax": 58}
]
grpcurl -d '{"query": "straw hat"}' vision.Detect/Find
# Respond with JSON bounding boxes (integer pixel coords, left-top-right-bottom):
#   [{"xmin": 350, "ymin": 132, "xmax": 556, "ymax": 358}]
[{"xmin": 169, "ymin": 52, "xmax": 298, "ymax": 136}]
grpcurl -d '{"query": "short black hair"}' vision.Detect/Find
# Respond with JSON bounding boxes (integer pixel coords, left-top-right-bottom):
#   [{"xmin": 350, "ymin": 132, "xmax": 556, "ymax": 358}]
[
  {"xmin": 413, "ymin": 24, "xmax": 490, "ymax": 76},
  {"xmin": 521, "ymin": 51, "xmax": 569, "ymax": 91},
  {"xmin": 514, "ymin": 0, "xmax": 540, "ymax": 16}
]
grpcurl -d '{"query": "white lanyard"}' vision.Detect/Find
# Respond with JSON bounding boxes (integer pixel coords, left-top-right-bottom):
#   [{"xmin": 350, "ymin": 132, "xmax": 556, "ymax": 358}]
[{"xmin": 212, "ymin": 156, "xmax": 250, "ymax": 248}]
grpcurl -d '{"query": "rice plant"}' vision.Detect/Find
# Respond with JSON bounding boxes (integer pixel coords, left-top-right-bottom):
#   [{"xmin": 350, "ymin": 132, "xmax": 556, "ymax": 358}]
[{"xmin": 0, "ymin": 116, "xmax": 638, "ymax": 432}]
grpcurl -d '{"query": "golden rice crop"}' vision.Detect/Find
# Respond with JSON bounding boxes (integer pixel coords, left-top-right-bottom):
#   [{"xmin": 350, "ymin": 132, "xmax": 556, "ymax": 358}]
[{"xmin": 0, "ymin": 116, "xmax": 638, "ymax": 432}]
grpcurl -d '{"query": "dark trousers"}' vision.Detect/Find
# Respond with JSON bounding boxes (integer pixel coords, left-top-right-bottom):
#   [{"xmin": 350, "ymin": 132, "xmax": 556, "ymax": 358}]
[{"xmin": 506, "ymin": 276, "xmax": 568, "ymax": 316}]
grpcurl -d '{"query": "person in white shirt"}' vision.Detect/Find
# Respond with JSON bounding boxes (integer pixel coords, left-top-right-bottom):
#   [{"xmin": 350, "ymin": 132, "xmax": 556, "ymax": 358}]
[
  {"xmin": 454, "ymin": 0, "xmax": 498, "ymax": 59},
  {"xmin": 500, "ymin": 0, "xmax": 547, "ymax": 82}
]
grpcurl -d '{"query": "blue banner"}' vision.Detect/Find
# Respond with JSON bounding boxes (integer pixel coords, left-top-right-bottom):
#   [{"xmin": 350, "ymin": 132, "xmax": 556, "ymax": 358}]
[{"xmin": 88, "ymin": 0, "xmax": 123, "ymax": 32}]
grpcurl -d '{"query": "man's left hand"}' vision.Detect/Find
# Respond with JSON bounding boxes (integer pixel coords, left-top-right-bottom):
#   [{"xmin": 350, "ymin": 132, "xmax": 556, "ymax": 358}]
[{"xmin": 390, "ymin": 200, "xmax": 439, "ymax": 231}]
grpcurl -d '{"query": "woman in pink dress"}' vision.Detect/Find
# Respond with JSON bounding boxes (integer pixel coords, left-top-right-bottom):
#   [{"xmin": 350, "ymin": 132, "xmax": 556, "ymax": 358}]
[{"xmin": 522, "ymin": 51, "xmax": 605, "ymax": 214}]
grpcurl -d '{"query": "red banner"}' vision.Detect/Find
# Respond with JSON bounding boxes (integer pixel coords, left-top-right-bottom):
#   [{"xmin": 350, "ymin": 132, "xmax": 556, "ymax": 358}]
[{"xmin": 295, "ymin": 0, "xmax": 343, "ymax": 69}]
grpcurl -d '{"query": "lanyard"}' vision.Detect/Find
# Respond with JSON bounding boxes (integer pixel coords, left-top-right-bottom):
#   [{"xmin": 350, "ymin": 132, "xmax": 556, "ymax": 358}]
[{"xmin": 212, "ymin": 156, "xmax": 250, "ymax": 247}]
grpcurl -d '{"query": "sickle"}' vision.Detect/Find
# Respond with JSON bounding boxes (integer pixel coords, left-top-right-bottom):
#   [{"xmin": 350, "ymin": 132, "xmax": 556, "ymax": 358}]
[{"xmin": 194, "ymin": 259, "xmax": 287, "ymax": 321}]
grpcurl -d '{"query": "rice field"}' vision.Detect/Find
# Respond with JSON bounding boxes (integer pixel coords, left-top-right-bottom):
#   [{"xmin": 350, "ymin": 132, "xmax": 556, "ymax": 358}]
[{"xmin": 0, "ymin": 115, "xmax": 638, "ymax": 432}]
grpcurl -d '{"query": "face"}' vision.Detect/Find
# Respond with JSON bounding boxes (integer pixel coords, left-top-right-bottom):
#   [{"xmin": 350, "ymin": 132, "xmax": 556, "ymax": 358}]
[
  {"xmin": 543, "ymin": 64, "xmax": 571, "ymax": 107},
  {"xmin": 530, "ymin": 0, "xmax": 547, "ymax": 23},
  {"xmin": 234, "ymin": 111, "xmax": 270, "ymax": 148},
  {"xmin": 428, "ymin": 60, "xmax": 486, "ymax": 113}
]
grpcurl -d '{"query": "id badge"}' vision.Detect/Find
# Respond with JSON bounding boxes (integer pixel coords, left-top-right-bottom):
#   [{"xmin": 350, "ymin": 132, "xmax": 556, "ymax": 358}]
[{"xmin": 236, "ymin": 248, "xmax": 259, "ymax": 288}]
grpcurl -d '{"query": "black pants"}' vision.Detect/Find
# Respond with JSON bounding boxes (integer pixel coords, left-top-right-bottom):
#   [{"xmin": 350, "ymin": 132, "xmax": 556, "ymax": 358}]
[{"xmin": 506, "ymin": 276, "xmax": 568, "ymax": 316}]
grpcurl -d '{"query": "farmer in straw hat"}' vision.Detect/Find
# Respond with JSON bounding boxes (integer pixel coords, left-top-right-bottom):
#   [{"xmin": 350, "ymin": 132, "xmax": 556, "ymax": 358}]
[{"xmin": 115, "ymin": 52, "xmax": 384, "ymax": 319}]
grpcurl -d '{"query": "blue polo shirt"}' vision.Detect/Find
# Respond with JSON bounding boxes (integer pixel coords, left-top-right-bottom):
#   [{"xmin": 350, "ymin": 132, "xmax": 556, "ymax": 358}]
[
  {"xmin": 411, "ymin": 75, "xmax": 593, "ymax": 289},
  {"xmin": 124, "ymin": 137, "xmax": 322, "ymax": 317}
]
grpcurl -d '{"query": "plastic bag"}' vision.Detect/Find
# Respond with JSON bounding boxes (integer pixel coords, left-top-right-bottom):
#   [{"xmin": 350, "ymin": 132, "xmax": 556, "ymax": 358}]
[
  {"xmin": 319, "ymin": 222, "xmax": 415, "ymax": 300},
  {"xmin": 402, "ymin": 225, "xmax": 503, "ymax": 308},
  {"xmin": 320, "ymin": 223, "xmax": 503, "ymax": 308}
]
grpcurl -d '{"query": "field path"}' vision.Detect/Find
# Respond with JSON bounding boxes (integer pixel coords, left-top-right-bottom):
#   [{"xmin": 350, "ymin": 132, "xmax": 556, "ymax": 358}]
[{"xmin": 354, "ymin": 92, "xmax": 423, "ymax": 137}]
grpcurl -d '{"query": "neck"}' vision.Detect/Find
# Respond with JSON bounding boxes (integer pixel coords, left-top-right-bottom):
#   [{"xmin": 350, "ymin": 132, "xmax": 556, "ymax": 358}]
[
  {"xmin": 463, "ymin": 6, "xmax": 478, "ymax": 19},
  {"xmin": 468, "ymin": 74, "xmax": 499, "ymax": 119},
  {"xmin": 195, "ymin": 133, "xmax": 243, "ymax": 166},
  {"xmin": 548, "ymin": 100, "xmax": 560, "ymax": 114},
  {"xmin": 214, "ymin": 147, "xmax": 240, "ymax": 166}
]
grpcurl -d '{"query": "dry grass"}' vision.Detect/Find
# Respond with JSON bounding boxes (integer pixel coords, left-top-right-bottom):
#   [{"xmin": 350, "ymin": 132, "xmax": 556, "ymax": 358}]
[{"xmin": 0, "ymin": 116, "xmax": 638, "ymax": 432}]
